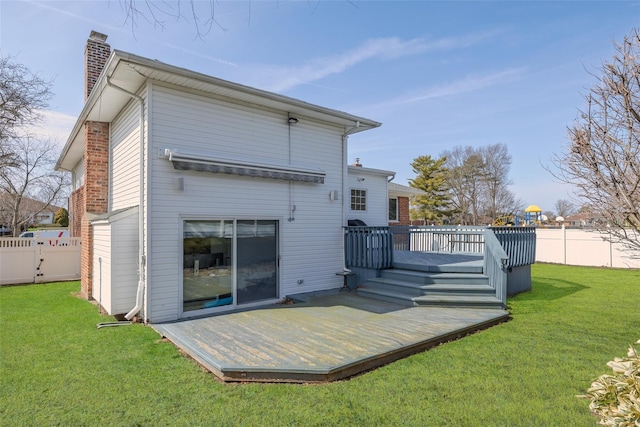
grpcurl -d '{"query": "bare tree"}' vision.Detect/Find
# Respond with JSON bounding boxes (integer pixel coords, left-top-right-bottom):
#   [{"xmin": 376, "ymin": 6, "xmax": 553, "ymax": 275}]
[
  {"xmin": 117, "ymin": 1, "xmax": 356, "ymax": 38},
  {"xmin": 0, "ymin": 137, "xmax": 69, "ymax": 236},
  {"xmin": 442, "ymin": 144, "xmax": 520, "ymax": 225},
  {"xmin": 118, "ymin": 0, "xmax": 223, "ymax": 39},
  {"xmin": 442, "ymin": 146, "xmax": 483, "ymax": 224},
  {"xmin": 0, "ymin": 55, "xmax": 51, "ymax": 144},
  {"xmin": 552, "ymin": 29, "xmax": 640, "ymax": 252},
  {"xmin": 478, "ymin": 143, "xmax": 515, "ymax": 223},
  {"xmin": 554, "ymin": 198, "xmax": 575, "ymax": 218},
  {"xmin": 0, "ymin": 56, "xmax": 64, "ymax": 236}
]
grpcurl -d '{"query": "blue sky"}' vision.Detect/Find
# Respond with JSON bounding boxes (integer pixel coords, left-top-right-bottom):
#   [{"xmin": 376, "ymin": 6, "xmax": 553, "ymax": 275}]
[{"xmin": 1, "ymin": 1, "xmax": 639, "ymax": 213}]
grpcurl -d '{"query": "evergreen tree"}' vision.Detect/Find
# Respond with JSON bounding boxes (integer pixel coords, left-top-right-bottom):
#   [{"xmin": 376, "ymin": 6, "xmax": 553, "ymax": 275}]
[{"xmin": 408, "ymin": 155, "xmax": 453, "ymax": 224}]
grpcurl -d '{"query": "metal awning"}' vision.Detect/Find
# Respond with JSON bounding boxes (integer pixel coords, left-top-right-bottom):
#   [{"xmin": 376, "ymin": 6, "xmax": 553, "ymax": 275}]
[{"xmin": 165, "ymin": 149, "xmax": 325, "ymax": 184}]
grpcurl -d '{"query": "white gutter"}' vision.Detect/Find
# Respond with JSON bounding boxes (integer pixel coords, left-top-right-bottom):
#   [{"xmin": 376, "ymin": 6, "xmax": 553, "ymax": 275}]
[
  {"xmin": 105, "ymin": 76, "xmax": 146, "ymax": 322},
  {"xmin": 341, "ymin": 121, "xmax": 361, "ymax": 270}
]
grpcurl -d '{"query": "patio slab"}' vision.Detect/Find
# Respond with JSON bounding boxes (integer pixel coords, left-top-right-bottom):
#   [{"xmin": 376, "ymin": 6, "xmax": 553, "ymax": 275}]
[{"xmin": 152, "ymin": 292, "xmax": 509, "ymax": 383}]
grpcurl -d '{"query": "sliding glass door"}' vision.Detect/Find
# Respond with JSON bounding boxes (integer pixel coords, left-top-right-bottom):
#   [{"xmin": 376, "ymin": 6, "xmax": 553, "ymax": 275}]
[
  {"xmin": 182, "ymin": 219, "xmax": 278, "ymax": 313},
  {"xmin": 237, "ymin": 220, "xmax": 278, "ymax": 304}
]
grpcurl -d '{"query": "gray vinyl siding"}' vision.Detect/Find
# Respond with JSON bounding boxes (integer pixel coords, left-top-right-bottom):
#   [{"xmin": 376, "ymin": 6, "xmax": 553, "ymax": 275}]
[
  {"xmin": 146, "ymin": 84, "xmax": 346, "ymax": 322},
  {"xmin": 111, "ymin": 98, "xmax": 142, "ymax": 211},
  {"xmin": 347, "ymin": 171, "xmax": 389, "ymax": 227},
  {"xmin": 110, "ymin": 212, "xmax": 139, "ymax": 314},
  {"xmin": 91, "ymin": 212, "xmax": 139, "ymax": 315},
  {"xmin": 92, "ymin": 225, "xmax": 112, "ymax": 312}
]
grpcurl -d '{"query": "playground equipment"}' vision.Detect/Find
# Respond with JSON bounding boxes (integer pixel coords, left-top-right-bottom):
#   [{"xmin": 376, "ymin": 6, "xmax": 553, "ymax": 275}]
[
  {"xmin": 524, "ymin": 205, "xmax": 543, "ymax": 226},
  {"xmin": 492, "ymin": 214, "xmax": 521, "ymax": 226}
]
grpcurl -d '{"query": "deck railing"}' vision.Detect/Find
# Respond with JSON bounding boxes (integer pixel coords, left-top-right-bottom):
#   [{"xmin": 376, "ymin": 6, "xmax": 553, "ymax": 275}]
[
  {"xmin": 344, "ymin": 225, "xmax": 537, "ymax": 308},
  {"xmin": 389, "ymin": 225, "xmax": 486, "ymax": 254},
  {"xmin": 490, "ymin": 226, "xmax": 537, "ymax": 267},
  {"xmin": 344, "ymin": 226, "xmax": 394, "ymax": 269},
  {"xmin": 483, "ymin": 229, "xmax": 509, "ymax": 306}
]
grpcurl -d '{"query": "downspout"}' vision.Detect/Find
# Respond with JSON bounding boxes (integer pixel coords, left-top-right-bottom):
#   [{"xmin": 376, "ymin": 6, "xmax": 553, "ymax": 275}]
[
  {"xmin": 341, "ymin": 121, "xmax": 360, "ymax": 270},
  {"xmin": 105, "ymin": 76, "xmax": 146, "ymax": 322}
]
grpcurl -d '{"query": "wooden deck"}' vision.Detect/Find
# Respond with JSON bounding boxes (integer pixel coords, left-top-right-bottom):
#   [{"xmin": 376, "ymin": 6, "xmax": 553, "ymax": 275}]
[
  {"xmin": 393, "ymin": 250, "xmax": 484, "ymax": 272},
  {"xmin": 153, "ymin": 290, "xmax": 509, "ymax": 383}
]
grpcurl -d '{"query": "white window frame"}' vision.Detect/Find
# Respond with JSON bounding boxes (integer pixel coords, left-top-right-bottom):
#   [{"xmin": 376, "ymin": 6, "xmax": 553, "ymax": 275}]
[
  {"xmin": 350, "ymin": 188, "xmax": 367, "ymax": 212},
  {"xmin": 388, "ymin": 197, "xmax": 399, "ymax": 222}
]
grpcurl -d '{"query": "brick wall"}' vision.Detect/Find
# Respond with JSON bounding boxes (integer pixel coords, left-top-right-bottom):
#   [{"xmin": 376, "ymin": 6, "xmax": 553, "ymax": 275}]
[
  {"xmin": 69, "ymin": 187, "xmax": 84, "ymax": 237},
  {"xmin": 398, "ymin": 196, "xmax": 410, "ymax": 225},
  {"xmin": 85, "ymin": 32, "xmax": 110, "ymax": 100},
  {"xmin": 389, "ymin": 196, "xmax": 412, "ymax": 226},
  {"xmin": 78, "ymin": 31, "xmax": 111, "ymax": 299},
  {"xmin": 79, "ymin": 121, "xmax": 109, "ymax": 298}
]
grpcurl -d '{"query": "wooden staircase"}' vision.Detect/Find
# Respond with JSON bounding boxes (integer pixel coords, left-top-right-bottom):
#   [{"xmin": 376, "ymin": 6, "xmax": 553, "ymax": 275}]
[{"xmin": 357, "ymin": 260, "xmax": 504, "ymax": 309}]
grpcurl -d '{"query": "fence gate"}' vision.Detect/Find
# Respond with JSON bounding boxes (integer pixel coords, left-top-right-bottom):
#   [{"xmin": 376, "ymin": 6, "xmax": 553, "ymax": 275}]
[{"xmin": 0, "ymin": 238, "xmax": 81, "ymax": 285}]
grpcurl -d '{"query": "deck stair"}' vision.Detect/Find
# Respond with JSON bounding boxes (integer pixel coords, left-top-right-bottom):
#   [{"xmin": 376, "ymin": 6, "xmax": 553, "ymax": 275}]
[{"xmin": 358, "ymin": 259, "xmax": 503, "ymax": 309}]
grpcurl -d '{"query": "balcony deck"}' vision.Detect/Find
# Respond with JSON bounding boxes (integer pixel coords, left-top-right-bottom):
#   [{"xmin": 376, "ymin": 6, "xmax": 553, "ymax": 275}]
[
  {"xmin": 153, "ymin": 288, "xmax": 509, "ymax": 383},
  {"xmin": 393, "ymin": 250, "xmax": 484, "ymax": 273}
]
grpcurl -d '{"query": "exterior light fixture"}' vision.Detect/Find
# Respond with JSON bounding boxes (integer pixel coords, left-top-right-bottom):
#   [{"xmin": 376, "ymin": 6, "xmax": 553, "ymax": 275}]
[{"xmin": 288, "ymin": 117, "xmax": 299, "ymax": 125}]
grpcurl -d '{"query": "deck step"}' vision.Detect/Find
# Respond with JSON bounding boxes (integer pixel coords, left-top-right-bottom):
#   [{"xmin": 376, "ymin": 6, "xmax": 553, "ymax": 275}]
[
  {"xmin": 380, "ymin": 269, "xmax": 490, "ymax": 286},
  {"xmin": 365, "ymin": 278, "xmax": 494, "ymax": 297},
  {"xmin": 413, "ymin": 294, "xmax": 504, "ymax": 309},
  {"xmin": 360, "ymin": 262, "xmax": 504, "ymax": 309},
  {"xmin": 393, "ymin": 262, "xmax": 483, "ymax": 274},
  {"xmin": 357, "ymin": 287, "xmax": 503, "ymax": 309}
]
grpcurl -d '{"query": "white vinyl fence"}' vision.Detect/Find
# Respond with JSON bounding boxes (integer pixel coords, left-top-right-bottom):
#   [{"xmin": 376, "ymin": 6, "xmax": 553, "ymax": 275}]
[
  {"xmin": 0, "ymin": 237, "xmax": 81, "ymax": 285},
  {"xmin": 536, "ymin": 228, "xmax": 640, "ymax": 269}
]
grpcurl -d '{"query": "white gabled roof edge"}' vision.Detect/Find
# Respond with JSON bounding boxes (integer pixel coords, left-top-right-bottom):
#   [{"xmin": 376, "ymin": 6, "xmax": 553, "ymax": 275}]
[
  {"xmin": 347, "ymin": 165, "xmax": 395, "ymax": 177},
  {"xmin": 388, "ymin": 182, "xmax": 426, "ymax": 197},
  {"xmin": 56, "ymin": 49, "xmax": 381, "ymax": 172},
  {"xmin": 90, "ymin": 206, "xmax": 139, "ymax": 225}
]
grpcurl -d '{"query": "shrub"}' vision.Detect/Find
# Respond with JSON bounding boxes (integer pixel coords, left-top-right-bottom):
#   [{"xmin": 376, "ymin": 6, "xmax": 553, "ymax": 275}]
[
  {"xmin": 54, "ymin": 207, "xmax": 69, "ymax": 227},
  {"xmin": 580, "ymin": 340, "xmax": 640, "ymax": 426}
]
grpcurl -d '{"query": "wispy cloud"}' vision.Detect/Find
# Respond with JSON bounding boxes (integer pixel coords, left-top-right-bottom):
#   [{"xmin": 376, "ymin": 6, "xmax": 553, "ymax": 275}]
[
  {"xmin": 358, "ymin": 67, "xmax": 526, "ymax": 116},
  {"xmin": 398, "ymin": 68, "xmax": 525, "ymax": 105},
  {"xmin": 26, "ymin": 0, "xmax": 128, "ymax": 34},
  {"xmin": 23, "ymin": 110, "xmax": 77, "ymax": 147},
  {"xmin": 253, "ymin": 31, "xmax": 502, "ymax": 92}
]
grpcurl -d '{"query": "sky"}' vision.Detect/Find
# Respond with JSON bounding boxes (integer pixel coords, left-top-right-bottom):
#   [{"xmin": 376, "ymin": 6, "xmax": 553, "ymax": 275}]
[{"xmin": 1, "ymin": 1, "xmax": 639, "ymax": 214}]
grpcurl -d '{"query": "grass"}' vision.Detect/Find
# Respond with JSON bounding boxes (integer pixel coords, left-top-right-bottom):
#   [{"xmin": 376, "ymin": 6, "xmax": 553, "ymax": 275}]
[{"xmin": 1, "ymin": 263, "xmax": 639, "ymax": 426}]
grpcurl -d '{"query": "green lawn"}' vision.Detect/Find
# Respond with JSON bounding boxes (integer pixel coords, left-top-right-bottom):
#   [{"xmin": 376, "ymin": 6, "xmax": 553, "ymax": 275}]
[{"xmin": 1, "ymin": 264, "xmax": 638, "ymax": 426}]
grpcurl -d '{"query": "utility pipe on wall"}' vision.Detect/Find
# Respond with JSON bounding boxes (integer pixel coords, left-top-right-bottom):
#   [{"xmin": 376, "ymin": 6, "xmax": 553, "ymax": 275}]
[{"xmin": 106, "ymin": 76, "xmax": 146, "ymax": 322}]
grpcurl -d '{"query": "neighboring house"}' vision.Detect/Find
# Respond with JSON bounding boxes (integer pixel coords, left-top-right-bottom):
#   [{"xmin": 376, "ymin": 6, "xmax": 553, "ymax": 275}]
[
  {"xmin": 388, "ymin": 182, "xmax": 425, "ymax": 226},
  {"xmin": 346, "ymin": 159, "xmax": 395, "ymax": 227},
  {"xmin": 55, "ymin": 31, "xmax": 382, "ymax": 323},
  {"xmin": 0, "ymin": 193, "xmax": 61, "ymax": 231},
  {"xmin": 564, "ymin": 213, "xmax": 600, "ymax": 228}
]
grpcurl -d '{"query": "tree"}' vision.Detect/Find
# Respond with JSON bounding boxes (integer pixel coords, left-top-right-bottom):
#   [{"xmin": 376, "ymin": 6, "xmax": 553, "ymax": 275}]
[
  {"xmin": 554, "ymin": 199, "xmax": 575, "ymax": 218},
  {"xmin": 551, "ymin": 29, "xmax": 640, "ymax": 252},
  {"xmin": 54, "ymin": 207, "xmax": 69, "ymax": 227},
  {"xmin": 441, "ymin": 146, "xmax": 481, "ymax": 224},
  {"xmin": 441, "ymin": 144, "xmax": 521, "ymax": 225},
  {"xmin": 408, "ymin": 155, "xmax": 452, "ymax": 224},
  {"xmin": 0, "ymin": 56, "xmax": 65, "ymax": 236},
  {"xmin": 117, "ymin": 1, "xmax": 347, "ymax": 38},
  {"xmin": 0, "ymin": 55, "xmax": 51, "ymax": 144},
  {"xmin": 0, "ymin": 137, "xmax": 69, "ymax": 236},
  {"xmin": 478, "ymin": 143, "xmax": 515, "ymax": 223}
]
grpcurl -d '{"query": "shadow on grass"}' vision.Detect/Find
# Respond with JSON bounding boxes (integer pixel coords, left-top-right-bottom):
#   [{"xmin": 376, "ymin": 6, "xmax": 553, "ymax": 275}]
[{"xmin": 513, "ymin": 277, "xmax": 588, "ymax": 302}]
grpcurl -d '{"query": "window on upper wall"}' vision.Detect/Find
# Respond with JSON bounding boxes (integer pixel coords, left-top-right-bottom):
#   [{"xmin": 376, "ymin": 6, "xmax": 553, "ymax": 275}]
[
  {"xmin": 389, "ymin": 198, "xmax": 398, "ymax": 221},
  {"xmin": 350, "ymin": 189, "xmax": 367, "ymax": 211}
]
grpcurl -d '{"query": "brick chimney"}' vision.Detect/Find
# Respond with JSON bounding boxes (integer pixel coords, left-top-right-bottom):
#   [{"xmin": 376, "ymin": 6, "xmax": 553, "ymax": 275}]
[
  {"xmin": 77, "ymin": 31, "xmax": 111, "ymax": 299},
  {"xmin": 353, "ymin": 157, "xmax": 362, "ymax": 167},
  {"xmin": 85, "ymin": 31, "xmax": 110, "ymax": 100}
]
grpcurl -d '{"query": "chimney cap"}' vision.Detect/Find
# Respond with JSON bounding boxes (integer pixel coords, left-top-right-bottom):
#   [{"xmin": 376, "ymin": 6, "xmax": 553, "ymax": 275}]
[{"xmin": 89, "ymin": 30, "xmax": 108, "ymax": 43}]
